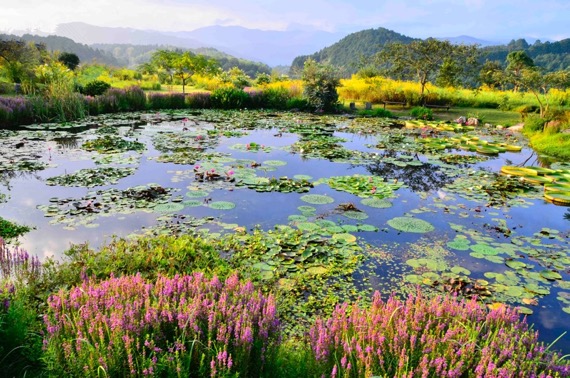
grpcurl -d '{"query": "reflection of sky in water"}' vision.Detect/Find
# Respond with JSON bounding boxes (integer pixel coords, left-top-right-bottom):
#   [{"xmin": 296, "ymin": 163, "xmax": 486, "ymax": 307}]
[{"xmin": 1, "ymin": 114, "xmax": 569, "ymax": 353}]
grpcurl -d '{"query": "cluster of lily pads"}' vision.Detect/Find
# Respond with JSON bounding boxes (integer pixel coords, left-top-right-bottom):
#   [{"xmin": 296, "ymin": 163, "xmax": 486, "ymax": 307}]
[
  {"xmin": 501, "ymin": 165, "xmax": 570, "ymax": 205},
  {"xmin": 46, "ymin": 167, "xmax": 135, "ymax": 187},
  {"xmin": 82, "ymin": 136, "xmax": 145, "ymax": 154}
]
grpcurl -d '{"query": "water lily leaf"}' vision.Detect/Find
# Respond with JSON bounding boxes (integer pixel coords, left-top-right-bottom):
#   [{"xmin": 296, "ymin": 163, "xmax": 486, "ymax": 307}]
[
  {"xmin": 154, "ymin": 203, "xmax": 185, "ymax": 213},
  {"xmin": 332, "ymin": 233, "xmax": 357, "ymax": 243},
  {"xmin": 450, "ymin": 266, "xmax": 471, "ymax": 275},
  {"xmin": 307, "ymin": 265, "xmax": 329, "ymax": 275},
  {"xmin": 288, "ymin": 215, "xmax": 307, "ymax": 222},
  {"xmin": 209, "ymin": 201, "xmax": 236, "ymax": 210},
  {"xmin": 263, "ymin": 160, "xmax": 287, "ymax": 166},
  {"xmin": 516, "ymin": 307, "xmax": 534, "ymax": 315},
  {"xmin": 387, "ymin": 217, "xmax": 434, "ymax": 233},
  {"xmin": 300, "ymin": 194, "xmax": 334, "ymax": 205},
  {"xmin": 361, "ymin": 197, "xmax": 392, "ymax": 208},
  {"xmin": 342, "ymin": 211, "xmax": 369, "ymax": 220},
  {"xmin": 470, "ymin": 244, "xmax": 498, "ymax": 256},
  {"xmin": 358, "ymin": 224, "xmax": 378, "ymax": 232},
  {"xmin": 540, "ymin": 270, "xmax": 562, "ymax": 281},
  {"xmin": 296, "ymin": 222, "xmax": 320, "ymax": 231},
  {"xmin": 183, "ymin": 200, "xmax": 203, "ymax": 207},
  {"xmin": 294, "ymin": 174, "xmax": 313, "ymax": 180},
  {"xmin": 186, "ymin": 190, "xmax": 210, "ymax": 198},
  {"xmin": 505, "ymin": 260, "xmax": 527, "ymax": 270}
]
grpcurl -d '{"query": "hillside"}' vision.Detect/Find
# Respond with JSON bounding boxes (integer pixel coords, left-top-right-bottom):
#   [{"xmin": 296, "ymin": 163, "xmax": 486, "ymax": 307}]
[
  {"xmin": 481, "ymin": 38, "xmax": 570, "ymax": 71},
  {"xmin": 290, "ymin": 27, "xmax": 417, "ymax": 75},
  {"xmin": 0, "ymin": 33, "xmax": 119, "ymax": 66},
  {"xmin": 93, "ymin": 44, "xmax": 272, "ymax": 77}
]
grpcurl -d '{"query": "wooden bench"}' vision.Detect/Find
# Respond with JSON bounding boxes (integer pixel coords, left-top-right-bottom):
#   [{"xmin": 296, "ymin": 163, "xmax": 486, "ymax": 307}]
[
  {"xmin": 382, "ymin": 101, "xmax": 407, "ymax": 110},
  {"xmin": 423, "ymin": 103, "xmax": 451, "ymax": 111}
]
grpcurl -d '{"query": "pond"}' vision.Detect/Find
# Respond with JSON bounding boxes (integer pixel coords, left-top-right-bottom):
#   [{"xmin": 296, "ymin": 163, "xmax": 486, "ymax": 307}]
[{"xmin": 1, "ymin": 109, "xmax": 569, "ymax": 352}]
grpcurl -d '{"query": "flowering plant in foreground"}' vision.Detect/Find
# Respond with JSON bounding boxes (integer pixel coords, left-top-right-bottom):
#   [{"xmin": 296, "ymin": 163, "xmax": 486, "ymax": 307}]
[
  {"xmin": 44, "ymin": 272, "xmax": 280, "ymax": 377},
  {"xmin": 309, "ymin": 291, "xmax": 570, "ymax": 378}
]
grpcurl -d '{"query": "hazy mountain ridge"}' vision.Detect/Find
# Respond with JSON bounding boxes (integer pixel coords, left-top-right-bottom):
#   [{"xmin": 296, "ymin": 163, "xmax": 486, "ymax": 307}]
[{"xmin": 0, "ymin": 33, "xmax": 120, "ymax": 66}]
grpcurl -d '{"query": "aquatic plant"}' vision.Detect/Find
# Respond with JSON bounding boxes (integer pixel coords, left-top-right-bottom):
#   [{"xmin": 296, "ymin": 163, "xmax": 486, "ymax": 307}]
[
  {"xmin": 387, "ymin": 216, "xmax": 435, "ymax": 233},
  {"xmin": 309, "ymin": 291, "xmax": 570, "ymax": 377},
  {"xmin": 44, "ymin": 273, "xmax": 280, "ymax": 377}
]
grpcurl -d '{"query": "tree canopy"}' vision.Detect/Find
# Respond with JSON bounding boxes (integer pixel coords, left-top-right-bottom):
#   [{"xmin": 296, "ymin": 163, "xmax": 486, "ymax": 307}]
[{"xmin": 374, "ymin": 39, "xmax": 480, "ymax": 99}]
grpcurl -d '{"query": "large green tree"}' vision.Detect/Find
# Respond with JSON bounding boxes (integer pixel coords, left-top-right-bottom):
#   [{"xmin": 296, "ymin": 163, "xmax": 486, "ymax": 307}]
[
  {"xmin": 375, "ymin": 39, "xmax": 479, "ymax": 100},
  {"xmin": 513, "ymin": 68, "xmax": 569, "ymax": 117},
  {"xmin": 0, "ymin": 39, "xmax": 44, "ymax": 85},
  {"xmin": 172, "ymin": 52, "xmax": 218, "ymax": 93}
]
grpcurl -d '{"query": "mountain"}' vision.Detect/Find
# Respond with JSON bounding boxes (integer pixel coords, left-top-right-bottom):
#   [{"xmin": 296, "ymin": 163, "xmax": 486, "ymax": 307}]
[
  {"xmin": 439, "ymin": 35, "xmax": 500, "ymax": 47},
  {"xmin": 166, "ymin": 25, "xmax": 345, "ymax": 66},
  {"xmin": 55, "ymin": 22, "xmax": 205, "ymax": 49},
  {"xmin": 290, "ymin": 27, "xmax": 416, "ymax": 75},
  {"xmin": 481, "ymin": 38, "xmax": 570, "ymax": 71},
  {"xmin": 53, "ymin": 22, "xmax": 345, "ymax": 66},
  {"xmin": 93, "ymin": 44, "xmax": 272, "ymax": 76},
  {"xmin": 0, "ymin": 33, "xmax": 119, "ymax": 66}
]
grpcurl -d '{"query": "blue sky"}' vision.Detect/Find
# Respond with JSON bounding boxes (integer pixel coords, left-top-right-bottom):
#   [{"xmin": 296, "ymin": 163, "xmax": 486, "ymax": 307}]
[{"xmin": 2, "ymin": 0, "xmax": 568, "ymax": 42}]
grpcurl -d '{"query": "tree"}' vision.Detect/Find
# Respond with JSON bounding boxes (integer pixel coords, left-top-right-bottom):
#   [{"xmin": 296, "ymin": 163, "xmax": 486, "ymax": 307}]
[
  {"xmin": 479, "ymin": 60, "xmax": 506, "ymax": 89},
  {"xmin": 301, "ymin": 58, "xmax": 340, "ymax": 112},
  {"xmin": 513, "ymin": 68, "xmax": 570, "ymax": 117},
  {"xmin": 375, "ymin": 39, "xmax": 479, "ymax": 101},
  {"xmin": 0, "ymin": 39, "xmax": 44, "ymax": 85},
  {"xmin": 172, "ymin": 52, "xmax": 218, "ymax": 93},
  {"xmin": 148, "ymin": 50, "xmax": 178, "ymax": 86},
  {"xmin": 506, "ymin": 50, "xmax": 534, "ymax": 91},
  {"xmin": 58, "ymin": 52, "xmax": 80, "ymax": 70}
]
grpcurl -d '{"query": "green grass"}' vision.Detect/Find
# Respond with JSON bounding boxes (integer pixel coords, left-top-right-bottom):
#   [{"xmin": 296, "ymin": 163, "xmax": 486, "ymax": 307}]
[{"xmin": 528, "ymin": 132, "xmax": 570, "ymax": 160}]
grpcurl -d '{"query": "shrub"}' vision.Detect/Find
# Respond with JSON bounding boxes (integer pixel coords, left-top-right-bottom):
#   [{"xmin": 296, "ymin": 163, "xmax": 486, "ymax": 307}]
[
  {"xmin": 410, "ymin": 106, "xmax": 434, "ymax": 120},
  {"xmin": 524, "ymin": 114, "xmax": 546, "ymax": 133},
  {"xmin": 81, "ymin": 80, "xmax": 111, "ymax": 96},
  {"xmin": 302, "ymin": 58, "xmax": 340, "ymax": 112},
  {"xmin": 262, "ymin": 87, "xmax": 291, "ymax": 110},
  {"xmin": 44, "ymin": 273, "xmax": 280, "ymax": 377},
  {"xmin": 210, "ymin": 87, "xmax": 250, "ymax": 109},
  {"xmin": 309, "ymin": 291, "xmax": 570, "ymax": 377},
  {"xmin": 286, "ymin": 97, "xmax": 309, "ymax": 110}
]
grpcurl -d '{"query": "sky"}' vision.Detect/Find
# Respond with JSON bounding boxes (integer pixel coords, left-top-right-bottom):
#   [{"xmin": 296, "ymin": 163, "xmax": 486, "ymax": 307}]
[{"xmin": 1, "ymin": 0, "xmax": 569, "ymax": 42}]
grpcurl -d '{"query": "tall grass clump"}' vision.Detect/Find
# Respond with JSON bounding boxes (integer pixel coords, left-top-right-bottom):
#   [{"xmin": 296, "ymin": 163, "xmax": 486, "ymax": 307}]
[
  {"xmin": 0, "ymin": 96, "xmax": 35, "ymax": 127},
  {"xmin": 0, "ymin": 239, "xmax": 44, "ymax": 376},
  {"xmin": 147, "ymin": 92, "xmax": 186, "ymax": 110},
  {"xmin": 44, "ymin": 272, "xmax": 280, "ymax": 377},
  {"xmin": 309, "ymin": 291, "xmax": 569, "ymax": 377},
  {"xmin": 210, "ymin": 87, "xmax": 250, "ymax": 109},
  {"xmin": 186, "ymin": 92, "xmax": 211, "ymax": 109},
  {"xmin": 97, "ymin": 86, "xmax": 147, "ymax": 113}
]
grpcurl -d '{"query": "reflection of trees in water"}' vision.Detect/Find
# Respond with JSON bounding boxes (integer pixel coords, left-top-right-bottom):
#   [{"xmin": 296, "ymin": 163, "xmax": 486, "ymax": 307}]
[
  {"xmin": 53, "ymin": 137, "xmax": 80, "ymax": 150},
  {"xmin": 564, "ymin": 209, "xmax": 570, "ymax": 221},
  {"xmin": 0, "ymin": 170, "xmax": 42, "ymax": 191},
  {"xmin": 363, "ymin": 151, "xmax": 456, "ymax": 192}
]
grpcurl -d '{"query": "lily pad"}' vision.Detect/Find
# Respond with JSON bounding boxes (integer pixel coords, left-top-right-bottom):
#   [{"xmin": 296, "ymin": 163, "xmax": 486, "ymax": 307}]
[
  {"xmin": 387, "ymin": 217, "xmax": 435, "ymax": 233},
  {"xmin": 332, "ymin": 233, "xmax": 357, "ymax": 243},
  {"xmin": 209, "ymin": 201, "xmax": 236, "ymax": 210},
  {"xmin": 361, "ymin": 197, "xmax": 393, "ymax": 208},
  {"xmin": 540, "ymin": 270, "xmax": 562, "ymax": 281},
  {"xmin": 300, "ymin": 194, "xmax": 334, "ymax": 205},
  {"xmin": 154, "ymin": 203, "xmax": 185, "ymax": 213},
  {"xmin": 342, "ymin": 211, "xmax": 369, "ymax": 220}
]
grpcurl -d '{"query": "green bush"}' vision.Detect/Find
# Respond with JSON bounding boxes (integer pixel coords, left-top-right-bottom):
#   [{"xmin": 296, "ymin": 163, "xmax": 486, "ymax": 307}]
[
  {"xmin": 81, "ymin": 80, "xmax": 111, "ymax": 96},
  {"xmin": 302, "ymin": 58, "xmax": 340, "ymax": 112},
  {"xmin": 210, "ymin": 87, "xmax": 250, "ymax": 109},
  {"xmin": 410, "ymin": 106, "xmax": 434, "ymax": 120},
  {"xmin": 523, "ymin": 114, "xmax": 546, "ymax": 133},
  {"xmin": 286, "ymin": 97, "xmax": 309, "ymax": 110},
  {"xmin": 262, "ymin": 87, "xmax": 291, "ymax": 110}
]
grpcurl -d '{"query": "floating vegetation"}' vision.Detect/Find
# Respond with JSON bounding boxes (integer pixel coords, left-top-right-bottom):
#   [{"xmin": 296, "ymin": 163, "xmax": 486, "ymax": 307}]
[
  {"xmin": 36, "ymin": 184, "xmax": 176, "ymax": 228},
  {"xmin": 501, "ymin": 165, "xmax": 570, "ymax": 205},
  {"xmin": 387, "ymin": 216, "xmax": 435, "ymax": 233},
  {"xmin": 238, "ymin": 176, "xmax": 313, "ymax": 193},
  {"xmin": 417, "ymin": 135, "xmax": 522, "ymax": 156},
  {"xmin": 300, "ymin": 194, "xmax": 335, "ymax": 205},
  {"xmin": 46, "ymin": 167, "xmax": 135, "ymax": 187},
  {"xmin": 209, "ymin": 201, "xmax": 236, "ymax": 210},
  {"xmin": 154, "ymin": 202, "xmax": 185, "ymax": 213},
  {"xmin": 324, "ymin": 174, "xmax": 403, "ymax": 198},
  {"xmin": 360, "ymin": 197, "xmax": 393, "ymax": 208},
  {"xmin": 82, "ymin": 136, "xmax": 145, "ymax": 154}
]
